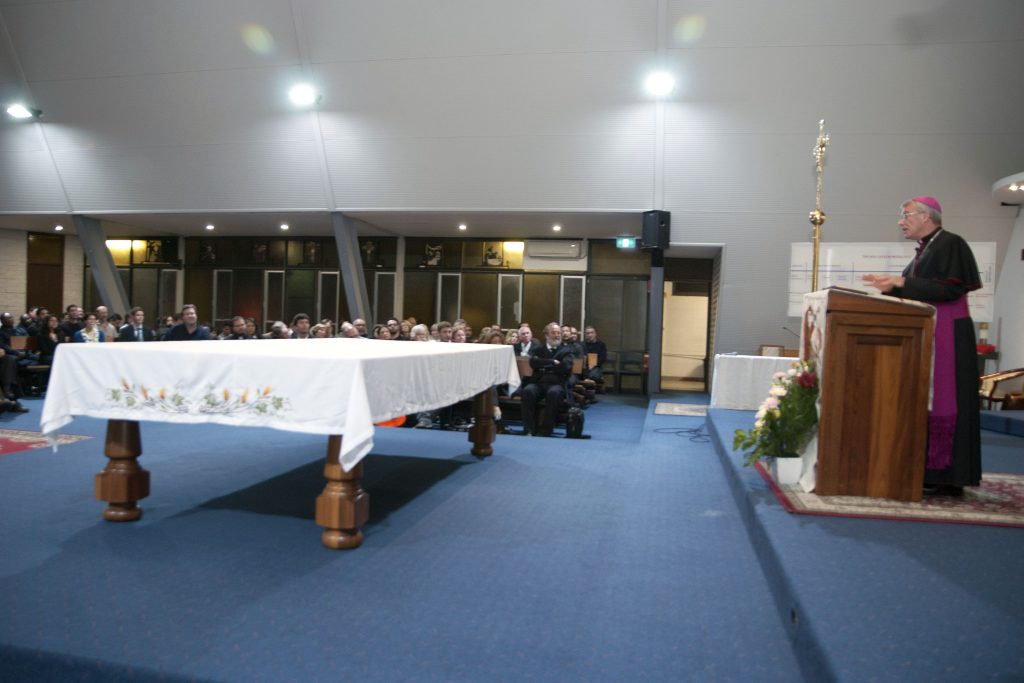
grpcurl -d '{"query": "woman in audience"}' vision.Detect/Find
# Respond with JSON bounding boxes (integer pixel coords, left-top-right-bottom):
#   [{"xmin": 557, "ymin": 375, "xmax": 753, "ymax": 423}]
[
  {"xmin": 410, "ymin": 324, "xmax": 429, "ymax": 342},
  {"xmin": 310, "ymin": 323, "xmax": 330, "ymax": 338},
  {"xmin": 504, "ymin": 329, "xmax": 519, "ymax": 346},
  {"xmin": 37, "ymin": 315, "xmax": 61, "ymax": 363},
  {"xmin": 373, "ymin": 324, "xmax": 392, "ymax": 340},
  {"xmin": 451, "ymin": 327, "xmax": 467, "ymax": 343},
  {"xmin": 73, "ymin": 313, "xmax": 105, "ymax": 343},
  {"xmin": 478, "ymin": 330, "xmax": 504, "ymax": 344},
  {"xmin": 399, "ymin": 320, "xmax": 412, "ymax": 339}
]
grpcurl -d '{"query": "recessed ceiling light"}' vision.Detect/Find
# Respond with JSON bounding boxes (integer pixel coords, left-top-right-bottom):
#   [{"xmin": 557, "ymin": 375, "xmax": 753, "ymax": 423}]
[
  {"xmin": 6, "ymin": 103, "xmax": 39, "ymax": 119},
  {"xmin": 458, "ymin": 224, "xmax": 467, "ymax": 231},
  {"xmin": 54, "ymin": 224, "xmax": 63, "ymax": 232},
  {"xmin": 280, "ymin": 223, "xmax": 290, "ymax": 231},
  {"xmin": 1011, "ymin": 184, "xmax": 1021, "ymax": 192},
  {"xmin": 552, "ymin": 224, "xmax": 562, "ymax": 232},
  {"xmin": 288, "ymin": 83, "xmax": 319, "ymax": 107},
  {"xmin": 644, "ymin": 71, "xmax": 675, "ymax": 97},
  {"xmin": 205, "ymin": 224, "xmax": 215, "ymax": 231}
]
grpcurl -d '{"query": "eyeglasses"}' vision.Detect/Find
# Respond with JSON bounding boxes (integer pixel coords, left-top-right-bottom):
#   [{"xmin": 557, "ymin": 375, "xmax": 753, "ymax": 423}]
[{"xmin": 899, "ymin": 210, "xmax": 924, "ymax": 220}]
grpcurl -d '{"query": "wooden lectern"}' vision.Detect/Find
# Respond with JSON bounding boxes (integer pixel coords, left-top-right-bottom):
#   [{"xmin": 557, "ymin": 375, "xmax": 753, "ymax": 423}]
[{"xmin": 807, "ymin": 289, "xmax": 934, "ymax": 502}]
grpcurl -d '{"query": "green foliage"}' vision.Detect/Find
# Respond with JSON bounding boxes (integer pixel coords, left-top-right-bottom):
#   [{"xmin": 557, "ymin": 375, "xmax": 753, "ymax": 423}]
[{"xmin": 732, "ymin": 359, "xmax": 819, "ymax": 467}]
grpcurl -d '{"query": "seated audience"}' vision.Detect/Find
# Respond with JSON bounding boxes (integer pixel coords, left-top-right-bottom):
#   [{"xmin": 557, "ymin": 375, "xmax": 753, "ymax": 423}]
[
  {"xmin": 310, "ymin": 323, "xmax": 330, "ymax": 338},
  {"xmin": 95, "ymin": 306, "xmax": 118, "ymax": 340},
  {"xmin": 409, "ymin": 324, "xmax": 430, "ymax": 342},
  {"xmin": 583, "ymin": 325, "xmax": 608, "ymax": 381},
  {"xmin": 224, "ymin": 316, "xmax": 254, "ymax": 340},
  {"xmin": 373, "ymin": 324, "xmax": 391, "ymax": 340},
  {"xmin": 290, "ymin": 313, "xmax": 312, "ymax": 339},
  {"xmin": 338, "ymin": 322, "xmax": 362, "ymax": 338},
  {"xmin": 37, "ymin": 315, "xmax": 61, "ymax": 363}
]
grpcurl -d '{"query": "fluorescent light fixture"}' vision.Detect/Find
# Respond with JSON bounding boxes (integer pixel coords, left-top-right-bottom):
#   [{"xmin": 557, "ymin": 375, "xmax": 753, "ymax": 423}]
[
  {"xmin": 6, "ymin": 103, "xmax": 40, "ymax": 119},
  {"xmin": 458, "ymin": 224, "xmax": 467, "ymax": 231},
  {"xmin": 280, "ymin": 223, "xmax": 290, "ymax": 231},
  {"xmin": 644, "ymin": 71, "xmax": 675, "ymax": 97},
  {"xmin": 288, "ymin": 83, "xmax": 319, "ymax": 107},
  {"xmin": 503, "ymin": 241, "xmax": 525, "ymax": 253},
  {"xmin": 205, "ymin": 224, "xmax": 215, "ymax": 231}
]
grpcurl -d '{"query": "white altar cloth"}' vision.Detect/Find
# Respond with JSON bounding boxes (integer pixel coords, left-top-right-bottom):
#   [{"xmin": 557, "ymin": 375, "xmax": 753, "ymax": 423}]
[
  {"xmin": 40, "ymin": 339, "xmax": 519, "ymax": 471},
  {"xmin": 709, "ymin": 354, "xmax": 796, "ymax": 410}
]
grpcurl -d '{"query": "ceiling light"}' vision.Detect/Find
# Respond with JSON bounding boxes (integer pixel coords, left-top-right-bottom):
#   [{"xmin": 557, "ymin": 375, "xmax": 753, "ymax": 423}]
[
  {"xmin": 458, "ymin": 224, "xmax": 467, "ymax": 231},
  {"xmin": 280, "ymin": 223, "xmax": 290, "ymax": 231},
  {"xmin": 54, "ymin": 225, "xmax": 63, "ymax": 232},
  {"xmin": 644, "ymin": 71, "xmax": 676, "ymax": 98},
  {"xmin": 552, "ymin": 224, "xmax": 562, "ymax": 232},
  {"xmin": 205, "ymin": 224, "xmax": 215, "ymax": 231},
  {"xmin": 288, "ymin": 83, "xmax": 319, "ymax": 107},
  {"xmin": 1011, "ymin": 184, "xmax": 1021, "ymax": 192},
  {"xmin": 6, "ymin": 103, "xmax": 41, "ymax": 120}
]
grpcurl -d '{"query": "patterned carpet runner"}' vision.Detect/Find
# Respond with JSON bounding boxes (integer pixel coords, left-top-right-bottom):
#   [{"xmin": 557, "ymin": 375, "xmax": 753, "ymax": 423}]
[
  {"xmin": 0, "ymin": 429, "xmax": 92, "ymax": 457},
  {"xmin": 755, "ymin": 461, "xmax": 1024, "ymax": 528}
]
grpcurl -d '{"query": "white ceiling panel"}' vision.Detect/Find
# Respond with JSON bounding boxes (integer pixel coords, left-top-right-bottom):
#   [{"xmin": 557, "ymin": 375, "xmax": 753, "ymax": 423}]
[
  {"xmin": 34, "ymin": 66, "xmax": 316, "ymax": 151},
  {"xmin": 326, "ymin": 134, "xmax": 655, "ymax": 210},
  {"xmin": 53, "ymin": 140, "xmax": 327, "ymax": 211},
  {"xmin": 298, "ymin": 0, "xmax": 655, "ymax": 63},
  {"xmin": 667, "ymin": 41, "xmax": 1024, "ymax": 136},
  {"xmin": 0, "ymin": 149, "xmax": 69, "ymax": 210},
  {"xmin": 667, "ymin": 0, "xmax": 1024, "ymax": 48},
  {"xmin": 315, "ymin": 51, "xmax": 656, "ymax": 140},
  {"xmin": 2, "ymin": 0, "xmax": 301, "ymax": 81}
]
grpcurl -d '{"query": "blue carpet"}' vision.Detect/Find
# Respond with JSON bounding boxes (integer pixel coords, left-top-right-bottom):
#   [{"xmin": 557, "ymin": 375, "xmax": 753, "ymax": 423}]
[
  {"xmin": 709, "ymin": 408, "xmax": 1024, "ymax": 682},
  {"xmin": 0, "ymin": 394, "xmax": 802, "ymax": 682}
]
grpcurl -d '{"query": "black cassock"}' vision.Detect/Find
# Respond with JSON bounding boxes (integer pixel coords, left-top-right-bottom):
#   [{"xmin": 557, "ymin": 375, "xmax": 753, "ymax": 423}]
[{"xmin": 888, "ymin": 228, "xmax": 982, "ymax": 487}]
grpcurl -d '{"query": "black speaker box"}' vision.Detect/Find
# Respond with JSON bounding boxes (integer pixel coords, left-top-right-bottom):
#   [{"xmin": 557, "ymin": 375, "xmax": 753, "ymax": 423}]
[{"xmin": 641, "ymin": 210, "xmax": 670, "ymax": 250}]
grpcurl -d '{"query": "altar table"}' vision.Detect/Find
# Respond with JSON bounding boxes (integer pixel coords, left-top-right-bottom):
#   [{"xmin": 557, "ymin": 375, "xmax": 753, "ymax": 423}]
[
  {"xmin": 708, "ymin": 354, "xmax": 796, "ymax": 411},
  {"xmin": 40, "ymin": 339, "xmax": 519, "ymax": 549}
]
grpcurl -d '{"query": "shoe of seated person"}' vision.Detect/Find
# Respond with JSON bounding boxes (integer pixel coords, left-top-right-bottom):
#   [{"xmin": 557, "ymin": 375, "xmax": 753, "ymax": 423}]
[
  {"xmin": 2, "ymin": 398, "xmax": 29, "ymax": 413},
  {"xmin": 414, "ymin": 417, "xmax": 432, "ymax": 429}
]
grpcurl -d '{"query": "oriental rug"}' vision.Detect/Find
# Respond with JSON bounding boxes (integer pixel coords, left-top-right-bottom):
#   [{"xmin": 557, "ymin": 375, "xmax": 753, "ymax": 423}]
[
  {"xmin": 754, "ymin": 461, "xmax": 1024, "ymax": 528},
  {"xmin": 0, "ymin": 429, "xmax": 92, "ymax": 457},
  {"xmin": 654, "ymin": 402, "xmax": 708, "ymax": 417}
]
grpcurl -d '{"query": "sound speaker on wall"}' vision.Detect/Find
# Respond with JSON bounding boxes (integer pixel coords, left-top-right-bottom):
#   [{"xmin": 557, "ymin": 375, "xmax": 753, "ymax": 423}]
[{"xmin": 641, "ymin": 210, "xmax": 670, "ymax": 250}]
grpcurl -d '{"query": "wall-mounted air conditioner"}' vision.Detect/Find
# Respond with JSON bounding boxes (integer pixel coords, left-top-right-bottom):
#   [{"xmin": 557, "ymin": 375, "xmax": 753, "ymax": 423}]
[{"xmin": 525, "ymin": 240, "xmax": 584, "ymax": 259}]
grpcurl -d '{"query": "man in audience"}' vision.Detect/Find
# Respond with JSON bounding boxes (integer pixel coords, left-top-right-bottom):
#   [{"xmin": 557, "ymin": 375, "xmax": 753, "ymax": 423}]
[
  {"xmin": 352, "ymin": 318, "xmax": 370, "ymax": 338},
  {"xmin": 223, "ymin": 316, "xmax": 253, "ymax": 340},
  {"xmin": 95, "ymin": 306, "xmax": 118, "ymax": 340},
  {"xmin": 15, "ymin": 313, "xmax": 35, "ymax": 336},
  {"xmin": 290, "ymin": 313, "xmax": 312, "ymax": 339},
  {"xmin": 583, "ymin": 325, "xmax": 608, "ymax": 381},
  {"xmin": 265, "ymin": 321, "xmax": 290, "ymax": 339},
  {"xmin": 163, "ymin": 304, "xmax": 212, "ymax": 341},
  {"xmin": 436, "ymin": 321, "xmax": 453, "ymax": 342},
  {"xmin": 386, "ymin": 318, "xmax": 408, "ymax": 341},
  {"xmin": 244, "ymin": 318, "xmax": 258, "ymax": 338},
  {"xmin": 117, "ymin": 307, "xmax": 156, "ymax": 342},
  {"xmin": 513, "ymin": 324, "xmax": 540, "ymax": 358},
  {"xmin": 520, "ymin": 322, "xmax": 574, "ymax": 436},
  {"xmin": 58, "ymin": 305, "xmax": 84, "ymax": 342},
  {"xmin": 338, "ymin": 322, "xmax": 362, "ymax": 338}
]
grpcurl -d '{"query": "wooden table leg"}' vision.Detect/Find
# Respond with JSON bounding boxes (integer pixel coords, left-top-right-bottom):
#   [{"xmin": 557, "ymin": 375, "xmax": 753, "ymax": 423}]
[
  {"xmin": 468, "ymin": 388, "xmax": 496, "ymax": 457},
  {"xmin": 95, "ymin": 419, "xmax": 149, "ymax": 522},
  {"xmin": 315, "ymin": 435, "xmax": 369, "ymax": 549}
]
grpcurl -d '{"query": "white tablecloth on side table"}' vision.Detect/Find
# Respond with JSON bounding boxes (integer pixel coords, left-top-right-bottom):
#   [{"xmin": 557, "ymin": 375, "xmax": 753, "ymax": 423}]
[
  {"xmin": 41, "ymin": 339, "xmax": 519, "ymax": 471},
  {"xmin": 709, "ymin": 354, "xmax": 795, "ymax": 410}
]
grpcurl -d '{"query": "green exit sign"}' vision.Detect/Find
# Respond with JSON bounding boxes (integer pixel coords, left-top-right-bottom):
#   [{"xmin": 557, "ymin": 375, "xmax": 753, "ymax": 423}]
[{"xmin": 616, "ymin": 237, "xmax": 637, "ymax": 249}]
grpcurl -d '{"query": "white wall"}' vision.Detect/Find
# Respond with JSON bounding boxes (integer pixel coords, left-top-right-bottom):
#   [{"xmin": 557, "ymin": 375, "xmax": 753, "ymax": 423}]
[{"xmin": 992, "ymin": 209, "xmax": 1024, "ymax": 370}]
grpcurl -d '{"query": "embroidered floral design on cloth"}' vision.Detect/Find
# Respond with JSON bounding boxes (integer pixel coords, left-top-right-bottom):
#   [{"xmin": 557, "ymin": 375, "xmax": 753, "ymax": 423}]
[
  {"xmin": 0, "ymin": 429, "xmax": 92, "ymax": 456},
  {"xmin": 108, "ymin": 379, "xmax": 290, "ymax": 416}
]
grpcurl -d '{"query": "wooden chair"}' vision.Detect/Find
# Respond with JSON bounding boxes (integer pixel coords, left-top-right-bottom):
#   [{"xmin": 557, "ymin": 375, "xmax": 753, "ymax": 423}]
[
  {"xmin": 979, "ymin": 368, "xmax": 1024, "ymax": 410},
  {"xmin": 617, "ymin": 351, "xmax": 648, "ymax": 394}
]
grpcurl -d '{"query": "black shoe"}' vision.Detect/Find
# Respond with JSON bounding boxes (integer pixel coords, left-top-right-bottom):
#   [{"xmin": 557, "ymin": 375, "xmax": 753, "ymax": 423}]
[{"xmin": 4, "ymin": 400, "xmax": 29, "ymax": 413}]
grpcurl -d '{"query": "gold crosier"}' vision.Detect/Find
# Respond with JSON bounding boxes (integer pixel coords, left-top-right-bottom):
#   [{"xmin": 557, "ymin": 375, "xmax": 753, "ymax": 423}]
[{"xmin": 809, "ymin": 119, "xmax": 830, "ymax": 292}]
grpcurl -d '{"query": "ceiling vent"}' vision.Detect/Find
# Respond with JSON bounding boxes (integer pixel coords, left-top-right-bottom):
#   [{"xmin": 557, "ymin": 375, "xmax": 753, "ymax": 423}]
[{"xmin": 525, "ymin": 240, "xmax": 583, "ymax": 259}]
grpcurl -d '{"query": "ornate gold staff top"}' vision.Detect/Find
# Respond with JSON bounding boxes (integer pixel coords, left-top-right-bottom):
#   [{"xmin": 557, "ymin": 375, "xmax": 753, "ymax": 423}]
[{"xmin": 809, "ymin": 119, "xmax": 830, "ymax": 291}]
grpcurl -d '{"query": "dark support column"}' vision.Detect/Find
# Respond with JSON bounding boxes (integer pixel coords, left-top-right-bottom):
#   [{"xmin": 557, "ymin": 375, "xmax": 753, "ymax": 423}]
[
  {"xmin": 331, "ymin": 213, "xmax": 372, "ymax": 326},
  {"xmin": 74, "ymin": 215, "xmax": 130, "ymax": 314},
  {"xmin": 647, "ymin": 249, "xmax": 664, "ymax": 395}
]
